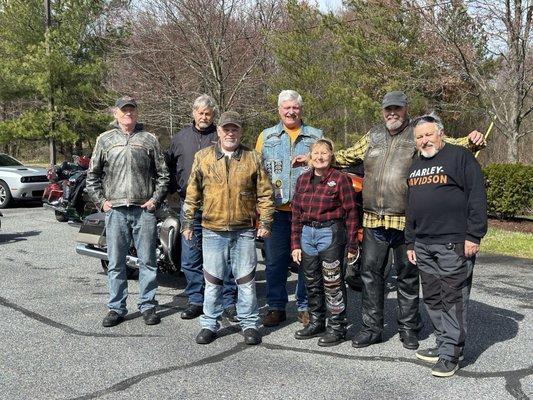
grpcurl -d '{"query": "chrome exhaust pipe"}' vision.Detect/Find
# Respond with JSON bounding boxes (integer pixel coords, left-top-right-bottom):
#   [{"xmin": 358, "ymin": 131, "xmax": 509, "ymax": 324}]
[{"xmin": 75, "ymin": 243, "xmax": 140, "ymax": 268}]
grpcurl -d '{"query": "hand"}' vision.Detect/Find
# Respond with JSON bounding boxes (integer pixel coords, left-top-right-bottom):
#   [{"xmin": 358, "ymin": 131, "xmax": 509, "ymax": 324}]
[
  {"xmin": 102, "ymin": 200, "xmax": 112, "ymax": 212},
  {"xmin": 407, "ymin": 249, "xmax": 417, "ymax": 265},
  {"xmin": 464, "ymin": 240, "xmax": 479, "ymax": 258},
  {"xmin": 183, "ymin": 228, "xmax": 193, "ymax": 241},
  {"xmin": 291, "ymin": 154, "xmax": 307, "ymax": 167},
  {"xmin": 257, "ymin": 228, "xmax": 271, "ymax": 238},
  {"xmin": 347, "ymin": 247, "xmax": 360, "ymax": 262},
  {"xmin": 467, "ymin": 130, "xmax": 485, "ymax": 146},
  {"xmin": 141, "ymin": 199, "xmax": 156, "ymax": 211},
  {"xmin": 291, "ymin": 249, "xmax": 302, "ymax": 264}
]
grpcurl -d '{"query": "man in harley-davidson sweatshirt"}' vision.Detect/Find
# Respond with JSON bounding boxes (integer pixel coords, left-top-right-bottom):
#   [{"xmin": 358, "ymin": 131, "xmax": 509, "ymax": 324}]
[{"xmin": 405, "ymin": 113, "xmax": 487, "ymax": 378}]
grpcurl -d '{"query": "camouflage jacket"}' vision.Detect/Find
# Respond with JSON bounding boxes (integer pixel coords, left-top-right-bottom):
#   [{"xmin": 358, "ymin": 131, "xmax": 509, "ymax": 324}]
[
  {"xmin": 183, "ymin": 143, "xmax": 274, "ymax": 232},
  {"xmin": 86, "ymin": 123, "xmax": 169, "ymax": 209}
]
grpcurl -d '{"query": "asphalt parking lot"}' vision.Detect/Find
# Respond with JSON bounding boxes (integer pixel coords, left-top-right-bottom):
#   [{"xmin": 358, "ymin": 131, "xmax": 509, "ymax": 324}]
[{"xmin": 0, "ymin": 205, "xmax": 531, "ymax": 400}]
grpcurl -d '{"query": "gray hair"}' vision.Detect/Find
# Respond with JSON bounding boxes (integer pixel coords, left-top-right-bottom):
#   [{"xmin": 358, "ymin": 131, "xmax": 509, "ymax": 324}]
[
  {"xmin": 412, "ymin": 112, "xmax": 444, "ymax": 131},
  {"xmin": 192, "ymin": 94, "xmax": 218, "ymax": 116},
  {"xmin": 278, "ymin": 90, "xmax": 303, "ymax": 107}
]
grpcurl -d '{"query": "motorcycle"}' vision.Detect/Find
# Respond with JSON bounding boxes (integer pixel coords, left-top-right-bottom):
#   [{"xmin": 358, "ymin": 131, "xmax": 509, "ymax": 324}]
[
  {"xmin": 75, "ymin": 203, "xmax": 181, "ymax": 278},
  {"xmin": 42, "ymin": 156, "xmax": 96, "ymax": 222}
]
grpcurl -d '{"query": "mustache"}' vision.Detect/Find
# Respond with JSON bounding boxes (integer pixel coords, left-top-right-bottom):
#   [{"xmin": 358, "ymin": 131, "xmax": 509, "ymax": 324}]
[{"xmin": 285, "ymin": 112, "xmax": 298, "ymax": 118}]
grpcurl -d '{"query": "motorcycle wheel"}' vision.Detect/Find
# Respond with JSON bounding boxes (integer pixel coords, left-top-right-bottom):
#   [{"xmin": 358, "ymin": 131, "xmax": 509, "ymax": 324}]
[
  {"xmin": 54, "ymin": 210, "xmax": 68, "ymax": 222},
  {"xmin": 100, "ymin": 260, "xmax": 139, "ymax": 280}
]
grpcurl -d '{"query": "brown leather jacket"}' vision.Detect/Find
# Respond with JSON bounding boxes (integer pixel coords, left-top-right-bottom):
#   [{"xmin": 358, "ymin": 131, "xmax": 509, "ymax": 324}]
[
  {"xmin": 362, "ymin": 121, "xmax": 415, "ymax": 217},
  {"xmin": 183, "ymin": 143, "xmax": 274, "ymax": 232}
]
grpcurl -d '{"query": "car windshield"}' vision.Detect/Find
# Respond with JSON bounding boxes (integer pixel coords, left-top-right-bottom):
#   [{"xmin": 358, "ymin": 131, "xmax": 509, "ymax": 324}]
[{"xmin": 0, "ymin": 154, "xmax": 24, "ymax": 167}]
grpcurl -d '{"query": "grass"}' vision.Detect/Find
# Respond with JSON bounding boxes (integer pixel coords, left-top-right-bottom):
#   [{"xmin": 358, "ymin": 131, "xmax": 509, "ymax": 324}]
[{"xmin": 481, "ymin": 227, "xmax": 533, "ymax": 259}]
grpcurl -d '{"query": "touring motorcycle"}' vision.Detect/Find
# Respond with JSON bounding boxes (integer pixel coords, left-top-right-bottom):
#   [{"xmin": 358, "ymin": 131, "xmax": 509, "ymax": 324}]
[
  {"xmin": 75, "ymin": 203, "xmax": 181, "ymax": 278},
  {"xmin": 42, "ymin": 156, "xmax": 95, "ymax": 222}
]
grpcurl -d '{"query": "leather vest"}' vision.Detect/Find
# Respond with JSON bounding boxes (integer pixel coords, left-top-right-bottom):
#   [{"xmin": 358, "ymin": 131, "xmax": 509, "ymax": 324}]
[{"xmin": 362, "ymin": 122, "xmax": 416, "ymax": 216}]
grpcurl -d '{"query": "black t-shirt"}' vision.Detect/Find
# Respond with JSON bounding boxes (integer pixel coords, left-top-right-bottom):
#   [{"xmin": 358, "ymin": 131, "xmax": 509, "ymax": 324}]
[{"xmin": 405, "ymin": 143, "xmax": 487, "ymax": 247}]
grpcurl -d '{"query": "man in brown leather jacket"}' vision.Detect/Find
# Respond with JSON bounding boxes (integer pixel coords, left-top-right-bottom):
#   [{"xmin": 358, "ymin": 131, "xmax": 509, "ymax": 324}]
[
  {"xmin": 183, "ymin": 111, "xmax": 274, "ymax": 346},
  {"xmin": 335, "ymin": 91, "xmax": 484, "ymax": 350}
]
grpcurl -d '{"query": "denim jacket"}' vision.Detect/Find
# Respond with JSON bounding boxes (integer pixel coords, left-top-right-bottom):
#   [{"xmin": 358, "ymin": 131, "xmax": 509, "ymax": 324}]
[
  {"xmin": 87, "ymin": 123, "xmax": 169, "ymax": 209},
  {"xmin": 258, "ymin": 122, "xmax": 322, "ymax": 206}
]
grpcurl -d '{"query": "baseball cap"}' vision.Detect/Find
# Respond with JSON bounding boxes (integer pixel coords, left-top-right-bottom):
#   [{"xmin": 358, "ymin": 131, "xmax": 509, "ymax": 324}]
[
  {"xmin": 218, "ymin": 111, "xmax": 242, "ymax": 128},
  {"xmin": 382, "ymin": 91, "xmax": 408, "ymax": 108},
  {"xmin": 115, "ymin": 96, "xmax": 137, "ymax": 109}
]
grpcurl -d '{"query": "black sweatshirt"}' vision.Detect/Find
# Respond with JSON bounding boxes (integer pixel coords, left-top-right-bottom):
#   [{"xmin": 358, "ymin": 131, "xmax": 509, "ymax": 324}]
[{"xmin": 405, "ymin": 143, "xmax": 487, "ymax": 248}]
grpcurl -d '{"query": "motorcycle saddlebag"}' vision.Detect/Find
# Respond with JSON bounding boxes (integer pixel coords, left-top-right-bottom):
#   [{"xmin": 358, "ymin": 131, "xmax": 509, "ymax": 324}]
[{"xmin": 76, "ymin": 212, "xmax": 106, "ymax": 247}]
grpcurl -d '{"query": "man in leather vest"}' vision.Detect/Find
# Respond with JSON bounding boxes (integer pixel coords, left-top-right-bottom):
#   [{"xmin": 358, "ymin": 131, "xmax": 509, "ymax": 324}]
[
  {"xmin": 256, "ymin": 90, "xmax": 323, "ymax": 327},
  {"xmin": 335, "ymin": 91, "xmax": 484, "ymax": 349}
]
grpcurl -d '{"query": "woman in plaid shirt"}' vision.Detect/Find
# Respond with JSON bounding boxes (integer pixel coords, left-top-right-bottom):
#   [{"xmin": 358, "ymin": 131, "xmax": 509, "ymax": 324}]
[{"xmin": 291, "ymin": 138, "xmax": 359, "ymax": 346}]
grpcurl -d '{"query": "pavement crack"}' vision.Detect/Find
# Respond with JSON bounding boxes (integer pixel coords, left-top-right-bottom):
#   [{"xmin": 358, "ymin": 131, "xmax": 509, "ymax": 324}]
[
  {"xmin": 67, "ymin": 343, "xmax": 247, "ymax": 400},
  {"xmin": 262, "ymin": 343, "xmax": 533, "ymax": 400},
  {"xmin": 0, "ymin": 296, "xmax": 159, "ymax": 338}
]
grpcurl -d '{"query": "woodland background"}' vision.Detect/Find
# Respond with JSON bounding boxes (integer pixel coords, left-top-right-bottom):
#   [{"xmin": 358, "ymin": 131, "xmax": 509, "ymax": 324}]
[{"xmin": 0, "ymin": 0, "xmax": 531, "ymax": 165}]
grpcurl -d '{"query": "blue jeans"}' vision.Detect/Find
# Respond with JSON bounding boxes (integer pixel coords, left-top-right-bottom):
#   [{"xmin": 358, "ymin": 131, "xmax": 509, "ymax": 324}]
[
  {"xmin": 200, "ymin": 228, "xmax": 259, "ymax": 331},
  {"xmin": 263, "ymin": 211, "xmax": 308, "ymax": 311},
  {"xmin": 180, "ymin": 207, "xmax": 237, "ymax": 308},
  {"xmin": 105, "ymin": 206, "xmax": 158, "ymax": 315}
]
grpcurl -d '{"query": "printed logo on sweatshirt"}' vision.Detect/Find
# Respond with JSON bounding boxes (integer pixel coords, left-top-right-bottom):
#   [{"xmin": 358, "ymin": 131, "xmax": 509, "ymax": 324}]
[{"xmin": 408, "ymin": 166, "xmax": 447, "ymax": 186}]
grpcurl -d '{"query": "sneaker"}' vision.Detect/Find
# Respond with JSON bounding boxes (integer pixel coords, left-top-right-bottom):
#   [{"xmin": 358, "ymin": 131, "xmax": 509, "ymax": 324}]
[
  {"xmin": 431, "ymin": 358, "xmax": 459, "ymax": 377},
  {"xmin": 102, "ymin": 311, "xmax": 124, "ymax": 327},
  {"xmin": 142, "ymin": 308, "xmax": 161, "ymax": 325},
  {"xmin": 416, "ymin": 348, "xmax": 464, "ymax": 363}
]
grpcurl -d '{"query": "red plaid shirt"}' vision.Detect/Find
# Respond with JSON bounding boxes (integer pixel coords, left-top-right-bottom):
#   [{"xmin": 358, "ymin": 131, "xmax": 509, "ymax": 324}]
[{"xmin": 291, "ymin": 167, "xmax": 359, "ymax": 253}]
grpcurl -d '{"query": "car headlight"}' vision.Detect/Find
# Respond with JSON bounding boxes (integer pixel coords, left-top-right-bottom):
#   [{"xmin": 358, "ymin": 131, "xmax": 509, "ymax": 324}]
[{"xmin": 20, "ymin": 175, "xmax": 48, "ymax": 183}]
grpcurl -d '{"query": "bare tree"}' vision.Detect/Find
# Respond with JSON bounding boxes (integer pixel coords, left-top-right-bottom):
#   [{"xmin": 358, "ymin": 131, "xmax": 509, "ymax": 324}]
[
  {"xmin": 417, "ymin": 0, "xmax": 532, "ymax": 162},
  {"xmin": 107, "ymin": 0, "xmax": 283, "ymax": 138}
]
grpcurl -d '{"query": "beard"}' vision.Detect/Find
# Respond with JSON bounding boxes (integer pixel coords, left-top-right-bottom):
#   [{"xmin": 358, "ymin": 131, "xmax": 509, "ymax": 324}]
[
  {"xmin": 385, "ymin": 118, "xmax": 404, "ymax": 131},
  {"xmin": 420, "ymin": 143, "xmax": 439, "ymax": 158},
  {"xmin": 197, "ymin": 121, "xmax": 211, "ymax": 130}
]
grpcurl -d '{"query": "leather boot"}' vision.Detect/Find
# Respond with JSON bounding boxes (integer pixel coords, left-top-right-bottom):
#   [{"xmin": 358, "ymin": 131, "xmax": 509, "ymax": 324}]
[
  {"xmin": 294, "ymin": 322, "xmax": 326, "ymax": 340},
  {"xmin": 318, "ymin": 328, "xmax": 345, "ymax": 347}
]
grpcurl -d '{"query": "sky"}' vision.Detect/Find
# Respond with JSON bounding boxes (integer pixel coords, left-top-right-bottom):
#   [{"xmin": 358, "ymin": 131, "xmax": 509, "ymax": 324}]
[{"xmin": 315, "ymin": 0, "xmax": 344, "ymax": 12}]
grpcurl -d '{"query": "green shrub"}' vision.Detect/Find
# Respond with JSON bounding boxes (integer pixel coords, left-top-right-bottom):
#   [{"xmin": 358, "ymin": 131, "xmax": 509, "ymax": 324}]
[{"xmin": 483, "ymin": 163, "xmax": 533, "ymax": 219}]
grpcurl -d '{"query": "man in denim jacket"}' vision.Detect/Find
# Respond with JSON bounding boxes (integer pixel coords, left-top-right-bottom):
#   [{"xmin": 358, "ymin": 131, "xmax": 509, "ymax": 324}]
[
  {"xmin": 87, "ymin": 96, "xmax": 169, "ymax": 328},
  {"xmin": 256, "ymin": 90, "xmax": 322, "ymax": 327}
]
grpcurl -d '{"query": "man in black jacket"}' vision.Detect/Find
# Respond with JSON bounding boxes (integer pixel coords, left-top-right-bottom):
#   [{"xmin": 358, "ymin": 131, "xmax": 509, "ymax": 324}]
[
  {"xmin": 166, "ymin": 95, "xmax": 237, "ymax": 320},
  {"xmin": 406, "ymin": 113, "xmax": 487, "ymax": 377}
]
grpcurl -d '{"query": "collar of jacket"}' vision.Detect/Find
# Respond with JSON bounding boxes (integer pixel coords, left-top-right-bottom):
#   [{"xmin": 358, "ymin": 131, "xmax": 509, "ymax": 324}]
[
  {"xmin": 214, "ymin": 143, "xmax": 244, "ymax": 160},
  {"xmin": 191, "ymin": 121, "xmax": 217, "ymax": 135},
  {"xmin": 110, "ymin": 121, "xmax": 144, "ymax": 134},
  {"xmin": 309, "ymin": 166, "xmax": 335, "ymax": 183},
  {"xmin": 266, "ymin": 121, "xmax": 316, "ymax": 139}
]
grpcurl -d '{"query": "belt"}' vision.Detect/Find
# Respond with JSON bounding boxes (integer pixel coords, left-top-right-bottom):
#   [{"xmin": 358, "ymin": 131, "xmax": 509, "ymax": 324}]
[{"xmin": 303, "ymin": 219, "xmax": 342, "ymax": 228}]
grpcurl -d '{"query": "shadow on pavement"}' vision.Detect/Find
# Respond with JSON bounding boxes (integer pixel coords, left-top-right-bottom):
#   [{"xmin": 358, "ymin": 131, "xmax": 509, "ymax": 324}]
[{"xmin": 0, "ymin": 230, "xmax": 42, "ymax": 245}]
